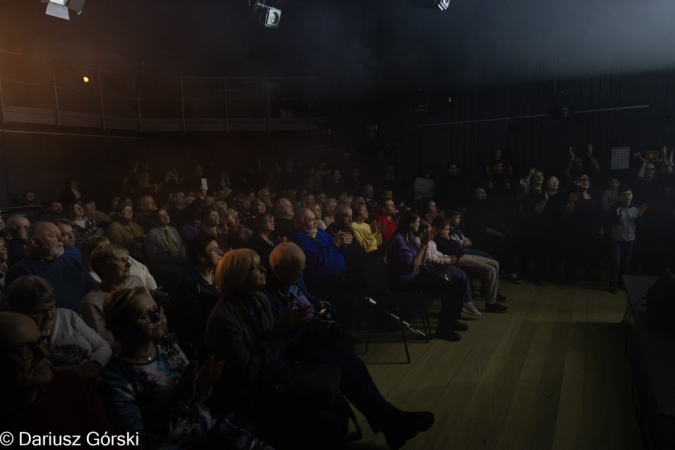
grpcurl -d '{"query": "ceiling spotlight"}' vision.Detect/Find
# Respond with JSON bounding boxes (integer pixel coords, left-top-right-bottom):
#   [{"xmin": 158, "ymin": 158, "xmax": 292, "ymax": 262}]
[
  {"xmin": 252, "ymin": 1, "xmax": 281, "ymax": 28},
  {"xmin": 40, "ymin": 0, "xmax": 86, "ymax": 20},
  {"xmin": 412, "ymin": 0, "xmax": 450, "ymax": 11},
  {"xmin": 82, "ymin": 75, "xmax": 91, "ymax": 83}
]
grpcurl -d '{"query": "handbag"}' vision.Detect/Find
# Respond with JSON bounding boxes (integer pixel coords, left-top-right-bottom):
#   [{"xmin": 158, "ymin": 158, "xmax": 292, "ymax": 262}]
[{"xmin": 278, "ymin": 362, "xmax": 342, "ymax": 409}]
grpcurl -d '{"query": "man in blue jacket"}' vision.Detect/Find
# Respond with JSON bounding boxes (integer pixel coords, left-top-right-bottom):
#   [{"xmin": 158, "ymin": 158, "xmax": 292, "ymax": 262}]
[{"xmin": 290, "ymin": 208, "xmax": 361, "ymax": 343}]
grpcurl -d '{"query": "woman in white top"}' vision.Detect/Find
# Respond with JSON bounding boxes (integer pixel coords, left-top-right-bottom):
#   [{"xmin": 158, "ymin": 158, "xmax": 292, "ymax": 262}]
[
  {"xmin": 5, "ymin": 275, "xmax": 111, "ymax": 380},
  {"xmin": 81, "ymin": 235, "xmax": 157, "ymax": 289}
]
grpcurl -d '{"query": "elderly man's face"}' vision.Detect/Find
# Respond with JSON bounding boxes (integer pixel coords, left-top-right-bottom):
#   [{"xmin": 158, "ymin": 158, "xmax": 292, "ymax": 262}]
[
  {"xmin": 9, "ymin": 217, "xmax": 30, "ymax": 241},
  {"xmin": 1, "ymin": 315, "xmax": 53, "ymax": 393},
  {"xmin": 139, "ymin": 196, "xmax": 157, "ymax": 212},
  {"xmin": 155, "ymin": 210, "xmax": 171, "ymax": 228},
  {"xmin": 299, "ymin": 211, "xmax": 318, "ymax": 235},
  {"xmin": 259, "ymin": 189, "xmax": 271, "ymax": 203},
  {"xmin": 337, "ymin": 209, "xmax": 353, "ymax": 227},
  {"xmin": 33, "ymin": 223, "xmax": 64, "ymax": 259},
  {"xmin": 56, "ymin": 223, "xmax": 75, "ymax": 248}
]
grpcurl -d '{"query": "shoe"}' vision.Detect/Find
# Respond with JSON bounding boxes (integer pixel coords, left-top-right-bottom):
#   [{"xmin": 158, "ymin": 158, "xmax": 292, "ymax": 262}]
[
  {"xmin": 435, "ymin": 328, "xmax": 461, "ymax": 341},
  {"xmin": 496, "ymin": 294, "xmax": 507, "ymax": 302},
  {"xmin": 452, "ymin": 320, "xmax": 469, "ymax": 331},
  {"xmin": 397, "ymin": 411, "xmax": 435, "ymax": 432},
  {"xmin": 383, "ymin": 411, "xmax": 434, "ymax": 450},
  {"xmin": 462, "ymin": 303, "xmax": 482, "ymax": 316},
  {"xmin": 485, "ymin": 302, "xmax": 509, "ymax": 313},
  {"xmin": 507, "ymin": 272, "xmax": 522, "ymax": 284},
  {"xmin": 608, "ymin": 281, "xmax": 618, "ymax": 294}
]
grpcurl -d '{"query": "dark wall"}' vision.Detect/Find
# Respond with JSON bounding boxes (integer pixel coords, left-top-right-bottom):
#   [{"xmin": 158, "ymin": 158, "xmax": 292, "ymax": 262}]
[{"xmin": 0, "ymin": 129, "xmax": 334, "ymax": 206}]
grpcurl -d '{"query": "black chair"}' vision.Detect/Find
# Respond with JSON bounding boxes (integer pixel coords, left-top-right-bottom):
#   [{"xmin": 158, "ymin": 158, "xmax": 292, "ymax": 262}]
[{"xmin": 361, "ymin": 254, "xmax": 431, "ymax": 364}]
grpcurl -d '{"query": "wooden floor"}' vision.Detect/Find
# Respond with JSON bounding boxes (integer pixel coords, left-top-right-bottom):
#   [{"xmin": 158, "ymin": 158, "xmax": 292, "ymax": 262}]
[{"xmin": 346, "ymin": 276, "xmax": 642, "ymax": 450}]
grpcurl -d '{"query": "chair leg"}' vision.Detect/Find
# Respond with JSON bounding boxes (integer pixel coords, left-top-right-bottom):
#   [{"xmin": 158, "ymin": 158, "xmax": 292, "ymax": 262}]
[
  {"xmin": 422, "ymin": 306, "xmax": 431, "ymax": 342},
  {"xmin": 364, "ymin": 302, "xmax": 378, "ymax": 355},
  {"xmin": 396, "ymin": 306, "xmax": 411, "ymax": 364}
]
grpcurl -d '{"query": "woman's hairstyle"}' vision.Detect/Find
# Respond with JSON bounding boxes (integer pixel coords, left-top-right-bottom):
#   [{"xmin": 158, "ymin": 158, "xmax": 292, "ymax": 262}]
[
  {"xmin": 249, "ymin": 213, "xmax": 275, "ymax": 233},
  {"xmin": 396, "ymin": 210, "xmax": 420, "ymax": 237},
  {"xmin": 64, "ymin": 201, "xmax": 83, "ymax": 220},
  {"xmin": 215, "ymin": 249, "xmax": 260, "ymax": 294},
  {"xmin": 4, "ymin": 275, "xmax": 55, "ymax": 313},
  {"xmin": 103, "ymin": 286, "xmax": 148, "ymax": 336},
  {"xmin": 81, "ymin": 235, "xmax": 111, "ymax": 271},
  {"xmin": 250, "ymin": 198, "xmax": 265, "ymax": 215},
  {"xmin": 199, "ymin": 205, "xmax": 218, "ymax": 221},
  {"xmin": 90, "ymin": 243, "xmax": 129, "ymax": 278},
  {"xmin": 422, "ymin": 198, "xmax": 436, "ymax": 213},
  {"xmin": 116, "ymin": 202, "xmax": 133, "ymax": 215},
  {"xmin": 186, "ymin": 233, "xmax": 218, "ymax": 266}
]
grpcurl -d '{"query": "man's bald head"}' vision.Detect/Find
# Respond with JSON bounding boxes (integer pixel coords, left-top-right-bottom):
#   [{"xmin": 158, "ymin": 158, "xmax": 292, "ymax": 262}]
[{"xmin": 269, "ymin": 242, "xmax": 306, "ymax": 285}]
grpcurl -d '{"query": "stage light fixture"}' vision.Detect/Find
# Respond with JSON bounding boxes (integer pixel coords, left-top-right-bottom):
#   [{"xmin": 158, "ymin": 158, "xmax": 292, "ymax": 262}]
[
  {"xmin": 412, "ymin": 0, "xmax": 450, "ymax": 11},
  {"xmin": 252, "ymin": 0, "xmax": 281, "ymax": 28},
  {"xmin": 40, "ymin": 0, "xmax": 86, "ymax": 20},
  {"xmin": 83, "ymin": 75, "xmax": 90, "ymax": 83}
]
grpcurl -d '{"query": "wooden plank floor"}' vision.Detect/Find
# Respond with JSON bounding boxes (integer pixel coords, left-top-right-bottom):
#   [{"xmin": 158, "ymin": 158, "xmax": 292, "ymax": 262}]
[{"xmin": 346, "ymin": 277, "xmax": 642, "ymax": 450}]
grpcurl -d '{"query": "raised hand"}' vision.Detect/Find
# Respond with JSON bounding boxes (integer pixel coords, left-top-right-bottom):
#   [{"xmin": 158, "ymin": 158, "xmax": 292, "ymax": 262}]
[
  {"xmin": 569, "ymin": 146, "xmax": 576, "ymax": 160},
  {"xmin": 638, "ymin": 203, "xmax": 648, "ymax": 216},
  {"xmin": 420, "ymin": 227, "xmax": 436, "ymax": 247},
  {"xmin": 273, "ymin": 301, "xmax": 311, "ymax": 336},
  {"xmin": 196, "ymin": 355, "xmax": 225, "ymax": 389},
  {"xmin": 637, "ymin": 152, "xmax": 646, "ymax": 162},
  {"xmin": 617, "ymin": 208, "xmax": 623, "ymax": 220},
  {"xmin": 334, "ymin": 231, "xmax": 347, "ymax": 247},
  {"xmin": 588, "ymin": 144, "xmax": 593, "ymax": 157},
  {"xmin": 544, "ymin": 192, "xmax": 549, "ymax": 201},
  {"xmin": 176, "ymin": 360, "xmax": 199, "ymax": 404},
  {"xmin": 570, "ymin": 192, "xmax": 581, "ymax": 203}
]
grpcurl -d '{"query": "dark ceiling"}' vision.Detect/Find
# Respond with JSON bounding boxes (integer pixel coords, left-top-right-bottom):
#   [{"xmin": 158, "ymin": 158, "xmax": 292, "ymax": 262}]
[{"xmin": 1, "ymin": 0, "xmax": 674, "ymax": 96}]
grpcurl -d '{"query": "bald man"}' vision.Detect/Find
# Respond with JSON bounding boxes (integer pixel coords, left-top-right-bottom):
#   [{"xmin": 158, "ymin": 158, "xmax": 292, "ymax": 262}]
[
  {"xmin": 0, "ymin": 312, "xmax": 115, "ymax": 441},
  {"xmin": 5, "ymin": 222, "xmax": 97, "ymax": 312},
  {"xmin": 262, "ymin": 243, "xmax": 435, "ymax": 449}
]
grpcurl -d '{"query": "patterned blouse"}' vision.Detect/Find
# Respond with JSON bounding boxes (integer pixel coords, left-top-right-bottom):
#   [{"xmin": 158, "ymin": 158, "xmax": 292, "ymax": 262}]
[{"xmin": 96, "ymin": 336, "xmax": 213, "ymax": 450}]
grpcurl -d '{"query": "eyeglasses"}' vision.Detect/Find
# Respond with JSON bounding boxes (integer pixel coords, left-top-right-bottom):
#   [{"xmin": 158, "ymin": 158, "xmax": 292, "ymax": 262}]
[
  {"xmin": 3, "ymin": 335, "xmax": 51, "ymax": 362},
  {"xmin": 112, "ymin": 257, "xmax": 130, "ymax": 264},
  {"xmin": 137, "ymin": 305, "xmax": 164, "ymax": 324},
  {"xmin": 207, "ymin": 247, "xmax": 224, "ymax": 255},
  {"xmin": 29, "ymin": 303, "xmax": 56, "ymax": 319},
  {"xmin": 265, "ymin": 218, "xmax": 275, "ymax": 223}
]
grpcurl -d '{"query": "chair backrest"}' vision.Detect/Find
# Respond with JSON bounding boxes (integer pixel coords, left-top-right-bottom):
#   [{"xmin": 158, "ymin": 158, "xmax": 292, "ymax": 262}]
[{"xmin": 361, "ymin": 253, "xmax": 389, "ymax": 297}]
